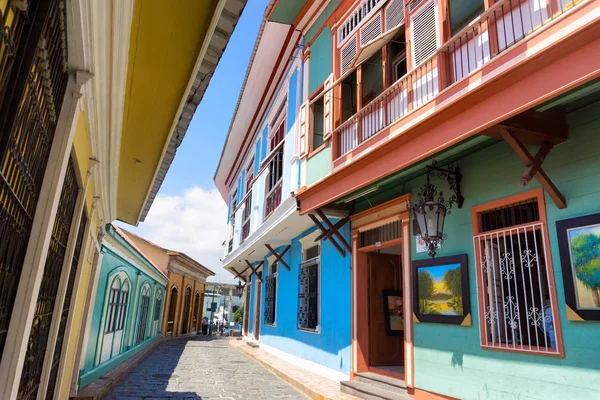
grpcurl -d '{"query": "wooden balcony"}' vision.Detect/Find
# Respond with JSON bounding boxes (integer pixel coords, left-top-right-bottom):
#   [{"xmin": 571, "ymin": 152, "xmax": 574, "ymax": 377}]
[{"xmin": 333, "ymin": 0, "xmax": 586, "ymax": 159}]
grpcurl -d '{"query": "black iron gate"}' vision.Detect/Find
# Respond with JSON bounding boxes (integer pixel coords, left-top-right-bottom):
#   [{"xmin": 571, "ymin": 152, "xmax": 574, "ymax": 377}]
[
  {"xmin": 45, "ymin": 210, "xmax": 87, "ymax": 400},
  {"xmin": 135, "ymin": 290, "xmax": 150, "ymax": 345},
  {"xmin": 18, "ymin": 158, "xmax": 79, "ymax": 400},
  {"xmin": 0, "ymin": 0, "xmax": 68, "ymax": 363}
]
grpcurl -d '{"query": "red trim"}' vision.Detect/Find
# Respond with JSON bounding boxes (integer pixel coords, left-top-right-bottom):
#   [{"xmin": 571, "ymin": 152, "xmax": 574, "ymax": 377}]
[{"xmin": 224, "ymin": 26, "xmax": 296, "ymax": 188}]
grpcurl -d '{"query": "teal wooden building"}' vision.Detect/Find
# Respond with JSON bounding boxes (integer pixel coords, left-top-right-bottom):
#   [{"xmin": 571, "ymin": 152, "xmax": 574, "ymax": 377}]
[{"xmin": 78, "ymin": 224, "xmax": 168, "ymax": 389}]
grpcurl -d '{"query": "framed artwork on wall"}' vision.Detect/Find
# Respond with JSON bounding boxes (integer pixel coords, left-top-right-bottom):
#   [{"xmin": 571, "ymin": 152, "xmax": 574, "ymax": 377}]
[
  {"xmin": 383, "ymin": 290, "xmax": 404, "ymax": 336},
  {"xmin": 412, "ymin": 254, "xmax": 471, "ymax": 325},
  {"xmin": 556, "ymin": 213, "xmax": 600, "ymax": 321}
]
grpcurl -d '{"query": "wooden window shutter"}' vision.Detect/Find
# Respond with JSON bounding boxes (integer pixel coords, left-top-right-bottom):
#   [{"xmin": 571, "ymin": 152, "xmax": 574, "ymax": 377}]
[
  {"xmin": 340, "ymin": 36, "xmax": 357, "ymax": 75},
  {"xmin": 298, "ymin": 100, "xmax": 309, "ymax": 157},
  {"xmin": 411, "ymin": 0, "xmax": 438, "ymax": 66},
  {"xmin": 386, "ymin": 0, "xmax": 405, "ymax": 30},
  {"xmin": 360, "ymin": 13, "xmax": 382, "ymax": 46},
  {"xmin": 323, "ymin": 74, "xmax": 334, "ymax": 141}
]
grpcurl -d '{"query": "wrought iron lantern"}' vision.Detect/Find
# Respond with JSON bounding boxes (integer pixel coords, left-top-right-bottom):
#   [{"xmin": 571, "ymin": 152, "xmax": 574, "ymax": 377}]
[
  {"xmin": 236, "ymin": 280, "xmax": 244, "ymax": 299},
  {"xmin": 409, "ymin": 162, "xmax": 464, "ymax": 259}
]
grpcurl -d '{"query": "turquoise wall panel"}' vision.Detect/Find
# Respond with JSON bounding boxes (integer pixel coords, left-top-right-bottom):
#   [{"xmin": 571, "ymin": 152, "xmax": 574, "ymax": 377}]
[
  {"xmin": 307, "ymin": 144, "xmax": 331, "ymax": 185},
  {"xmin": 305, "ymin": 0, "xmax": 342, "ymax": 44},
  {"xmin": 405, "ymin": 101, "xmax": 600, "ymax": 399},
  {"xmin": 309, "ymin": 27, "xmax": 332, "ymax": 95},
  {"xmin": 261, "ymin": 126, "xmax": 269, "ymax": 161},
  {"xmin": 257, "ymin": 224, "xmax": 352, "ymax": 375}
]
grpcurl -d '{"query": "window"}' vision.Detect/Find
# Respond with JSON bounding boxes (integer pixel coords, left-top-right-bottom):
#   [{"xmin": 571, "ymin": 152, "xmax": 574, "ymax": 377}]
[
  {"xmin": 135, "ymin": 285, "xmax": 151, "ymax": 345},
  {"xmin": 265, "ymin": 262, "xmax": 277, "ymax": 326},
  {"xmin": 310, "ymin": 97, "xmax": 325, "ymax": 150},
  {"xmin": 298, "ymin": 245, "xmax": 320, "ymax": 331},
  {"xmin": 264, "ymin": 121, "xmax": 284, "ymax": 219},
  {"xmin": 473, "ymin": 191, "xmax": 562, "ymax": 355},
  {"xmin": 154, "ymin": 290, "xmax": 162, "ymax": 321},
  {"xmin": 105, "ymin": 281, "xmax": 121, "ymax": 333},
  {"xmin": 449, "ymin": 0, "xmax": 484, "ymax": 35},
  {"xmin": 116, "ymin": 281, "xmax": 129, "ymax": 331},
  {"xmin": 361, "ymin": 50, "xmax": 384, "ymax": 105}
]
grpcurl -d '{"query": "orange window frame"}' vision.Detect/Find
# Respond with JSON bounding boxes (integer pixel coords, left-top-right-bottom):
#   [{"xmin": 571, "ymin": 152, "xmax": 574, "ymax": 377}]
[{"xmin": 471, "ymin": 188, "xmax": 564, "ymax": 357}]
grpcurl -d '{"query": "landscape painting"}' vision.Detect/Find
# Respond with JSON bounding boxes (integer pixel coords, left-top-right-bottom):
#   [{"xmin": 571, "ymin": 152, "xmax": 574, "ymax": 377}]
[
  {"xmin": 412, "ymin": 254, "xmax": 470, "ymax": 325},
  {"xmin": 557, "ymin": 213, "xmax": 600, "ymax": 321},
  {"xmin": 417, "ymin": 264, "xmax": 463, "ymax": 316},
  {"xmin": 568, "ymin": 224, "xmax": 600, "ymax": 309},
  {"xmin": 383, "ymin": 290, "xmax": 404, "ymax": 336}
]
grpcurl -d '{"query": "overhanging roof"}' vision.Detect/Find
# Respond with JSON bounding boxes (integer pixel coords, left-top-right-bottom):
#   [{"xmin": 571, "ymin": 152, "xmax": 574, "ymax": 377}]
[
  {"xmin": 137, "ymin": 0, "xmax": 247, "ymax": 223},
  {"xmin": 213, "ymin": 14, "xmax": 301, "ymax": 201}
]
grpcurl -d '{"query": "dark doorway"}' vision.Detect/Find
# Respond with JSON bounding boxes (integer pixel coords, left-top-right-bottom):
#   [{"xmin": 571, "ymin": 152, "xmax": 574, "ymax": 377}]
[
  {"xmin": 253, "ymin": 280, "xmax": 262, "ymax": 340},
  {"xmin": 167, "ymin": 287, "xmax": 178, "ymax": 334},
  {"xmin": 368, "ymin": 249, "xmax": 404, "ymax": 369},
  {"xmin": 181, "ymin": 286, "xmax": 192, "ymax": 334}
]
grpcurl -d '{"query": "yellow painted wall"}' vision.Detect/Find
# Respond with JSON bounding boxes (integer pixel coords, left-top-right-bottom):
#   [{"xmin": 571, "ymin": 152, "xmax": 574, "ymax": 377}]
[
  {"xmin": 58, "ymin": 110, "xmax": 102, "ymax": 399},
  {"xmin": 162, "ymin": 272, "xmax": 205, "ymax": 336},
  {"xmin": 117, "ymin": 0, "xmax": 218, "ymax": 224}
]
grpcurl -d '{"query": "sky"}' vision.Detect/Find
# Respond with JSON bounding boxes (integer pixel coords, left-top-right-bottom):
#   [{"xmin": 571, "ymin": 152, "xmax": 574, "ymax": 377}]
[{"xmin": 116, "ymin": 0, "xmax": 270, "ymax": 284}]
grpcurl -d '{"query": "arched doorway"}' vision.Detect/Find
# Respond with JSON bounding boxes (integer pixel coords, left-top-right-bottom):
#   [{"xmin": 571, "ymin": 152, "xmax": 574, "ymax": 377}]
[
  {"xmin": 167, "ymin": 287, "xmax": 178, "ymax": 335},
  {"xmin": 181, "ymin": 286, "xmax": 192, "ymax": 334},
  {"xmin": 192, "ymin": 292, "xmax": 200, "ymax": 332}
]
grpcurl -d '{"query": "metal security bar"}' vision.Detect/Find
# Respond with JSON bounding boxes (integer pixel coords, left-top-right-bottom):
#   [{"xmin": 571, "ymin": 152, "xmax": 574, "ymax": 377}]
[
  {"xmin": 45, "ymin": 211, "xmax": 87, "ymax": 400},
  {"xmin": 473, "ymin": 222, "xmax": 559, "ymax": 354},
  {"xmin": 265, "ymin": 274, "xmax": 276, "ymax": 325},
  {"xmin": 135, "ymin": 288, "xmax": 150, "ymax": 345},
  {"xmin": 0, "ymin": 0, "xmax": 68, "ymax": 360},
  {"xmin": 298, "ymin": 259, "xmax": 319, "ymax": 331},
  {"xmin": 360, "ymin": 220, "xmax": 401, "ymax": 247},
  {"xmin": 18, "ymin": 157, "xmax": 79, "ymax": 400}
]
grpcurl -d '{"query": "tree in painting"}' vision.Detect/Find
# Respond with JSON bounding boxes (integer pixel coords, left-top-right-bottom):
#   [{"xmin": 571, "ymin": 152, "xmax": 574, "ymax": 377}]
[
  {"xmin": 571, "ymin": 232, "xmax": 600, "ymax": 306},
  {"xmin": 443, "ymin": 268, "xmax": 463, "ymax": 315},
  {"xmin": 418, "ymin": 270, "xmax": 435, "ymax": 314}
]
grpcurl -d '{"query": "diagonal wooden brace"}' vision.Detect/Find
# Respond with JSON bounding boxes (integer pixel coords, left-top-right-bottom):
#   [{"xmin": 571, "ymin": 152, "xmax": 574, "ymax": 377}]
[
  {"xmin": 245, "ymin": 259, "xmax": 264, "ymax": 281},
  {"xmin": 315, "ymin": 216, "xmax": 350, "ymax": 242},
  {"xmin": 316, "ymin": 209, "xmax": 352, "ymax": 252},
  {"xmin": 308, "ymin": 213, "xmax": 346, "ymax": 257},
  {"xmin": 265, "ymin": 244, "xmax": 291, "ymax": 271},
  {"xmin": 231, "ymin": 266, "xmax": 249, "ymax": 283},
  {"xmin": 500, "ymin": 129, "xmax": 566, "ymax": 209}
]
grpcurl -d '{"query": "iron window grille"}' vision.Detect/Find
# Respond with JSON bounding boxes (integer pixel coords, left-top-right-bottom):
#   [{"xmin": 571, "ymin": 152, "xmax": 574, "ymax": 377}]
[
  {"xmin": 106, "ymin": 288, "xmax": 120, "ymax": 334},
  {"xmin": 116, "ymin": 287, "xmax": 129, "ymax": 331},
  {"xmin": 135, "ymin": 287, "xmax": 151, "ymax": 345},
  {"xmin": 265, "ymin": 262, "xmax": 277, "ymax": 326},
  {"xmin": 473, "ymin": 197, "xmax": 561, "ymax": 355},
  {"xmin": 298, "ymin": 246, "xmax": 320, "ymax": 331},
  {"xmin": 154, "ymin": 292, "xmax": 162, "ymax": 321}
]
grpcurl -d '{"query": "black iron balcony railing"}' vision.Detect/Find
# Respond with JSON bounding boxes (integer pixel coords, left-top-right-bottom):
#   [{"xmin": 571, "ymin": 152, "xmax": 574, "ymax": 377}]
[{"xmin": 335, "ymin": 0, "xmax": 585, "ymax": 158}]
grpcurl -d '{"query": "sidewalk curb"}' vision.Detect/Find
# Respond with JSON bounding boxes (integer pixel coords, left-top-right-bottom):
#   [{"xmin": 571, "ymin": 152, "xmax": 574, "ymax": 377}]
[{"xmin": 229, "ymin": 339, "xmax": 356, "ymax": 400}]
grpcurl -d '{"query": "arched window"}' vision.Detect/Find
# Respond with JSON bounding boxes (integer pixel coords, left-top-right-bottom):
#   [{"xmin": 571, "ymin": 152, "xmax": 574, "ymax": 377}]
[
  {"xmin": 116, "ymin": 280, "xmax": 130, "ymax": 331},
  {"xmin": 135, "ymin": 284, "xmax": 151, "ymax": 345},
  {"xmin": 105, "ymin": 279, "xmax": 121, "ymax": 333},
  {"xmin": 192, "ymin": 292, "xmax": 200, "ymax": 331},
  {"xmin": 154, "ymin": 290, "xmax": 163, "ymax": 322}
]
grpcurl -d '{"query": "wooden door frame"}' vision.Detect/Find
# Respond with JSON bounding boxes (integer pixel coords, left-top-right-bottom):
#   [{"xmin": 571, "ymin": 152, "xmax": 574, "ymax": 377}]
[
  {"xmin": 253, "ymin": 279, "xmax": 262, "ymax": 341},
  {"xmin": 350, "ymin": 194, "xmax": 414, "ymax": 387}
]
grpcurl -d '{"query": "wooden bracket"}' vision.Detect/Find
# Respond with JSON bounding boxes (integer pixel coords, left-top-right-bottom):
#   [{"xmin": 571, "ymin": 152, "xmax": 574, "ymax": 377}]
[
  {"xmin": 316, "ymin": 209, "xmax": 352, "ymax": 252},
  {"xmin": 245, "ymin": 259, "xmax": 264, "ymax": 281},
  {"xmin": 500, "ymin": 129, "xmax": 566, "ymax": 209},
  {"xmin": 231, "ymin": 266, "xmax": 249, "ymax": 283},
  {"xmin": 308, "ymin": 213, "xmax": 345, "ymax": 257},
  {"xmin": 315, "ymin": 216, "xmax": 350, "ymax": 242},
  {"xmin": 265, "ymin": 244, "xmax": 291, "ymax": 271}
]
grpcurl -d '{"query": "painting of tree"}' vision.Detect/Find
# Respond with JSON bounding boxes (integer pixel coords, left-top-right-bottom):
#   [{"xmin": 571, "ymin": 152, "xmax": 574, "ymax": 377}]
[
  {"xmin": 569, "ymin": 228, "xmax": 600, "ymax": 307},
  {"xmin": 417, "ymin": 264, "xmax": 463, "ymax": 315}
]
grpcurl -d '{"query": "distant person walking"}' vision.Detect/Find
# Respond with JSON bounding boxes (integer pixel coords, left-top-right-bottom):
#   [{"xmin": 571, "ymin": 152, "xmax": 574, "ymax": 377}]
[{"xmin": 201, "ymin": 317, "xmax": 208, "ymax": 335}]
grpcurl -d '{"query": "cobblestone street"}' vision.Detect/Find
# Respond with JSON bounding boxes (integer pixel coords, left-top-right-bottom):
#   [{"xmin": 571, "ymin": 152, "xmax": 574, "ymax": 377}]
[{"xmin": 105, "ymin": 338, "xmax": 308, "ymax": 400}]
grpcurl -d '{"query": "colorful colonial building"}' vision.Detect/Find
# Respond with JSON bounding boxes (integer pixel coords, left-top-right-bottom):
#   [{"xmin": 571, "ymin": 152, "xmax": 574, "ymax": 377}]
[
  {"xmin": 77, "ymin": 224, "xmax": 168, "ymax": 390},
  {"xmin": 0, "ymin": 0, "xmax": 244, "ymax": 399},
  {"xmin": 216, "ymin": 0, "xmax": 600, "ymax": 399},
  {"xmin": 120, "ymin": 230, "xmax": 216, "ymax": 338}
]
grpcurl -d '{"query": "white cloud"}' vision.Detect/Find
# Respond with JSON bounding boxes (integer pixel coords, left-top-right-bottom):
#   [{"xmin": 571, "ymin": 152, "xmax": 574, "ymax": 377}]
[{"xmin": 118, "ymin": 187, "xmax": 235, "ymax": 283}]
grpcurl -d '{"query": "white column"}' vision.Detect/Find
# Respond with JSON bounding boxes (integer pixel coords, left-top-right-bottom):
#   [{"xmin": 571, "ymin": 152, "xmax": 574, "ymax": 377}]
[{"xmin": 0, "ymin": 72, "xmax": 86, "ymax": 400}]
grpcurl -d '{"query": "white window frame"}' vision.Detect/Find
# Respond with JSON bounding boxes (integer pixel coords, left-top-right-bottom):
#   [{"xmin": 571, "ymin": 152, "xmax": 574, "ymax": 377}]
[{"xmin": 298, "ymin": 231, "xmax": 322, "ymax": 333}]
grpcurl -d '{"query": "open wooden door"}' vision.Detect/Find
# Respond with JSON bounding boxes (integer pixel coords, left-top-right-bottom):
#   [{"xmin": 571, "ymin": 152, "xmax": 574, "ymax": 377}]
[
  {"xmin": 253, "ymin": 281, "xmax": 262, "ymax": 340},
  {"xmin": 369, "ymin": 253, "xmax": 404, "ymax": 366}
]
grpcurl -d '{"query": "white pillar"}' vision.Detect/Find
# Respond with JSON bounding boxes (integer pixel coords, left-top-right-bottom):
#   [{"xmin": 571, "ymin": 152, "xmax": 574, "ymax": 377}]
[{"xmin": 0, "ymin": 72, "xmax": 86, "ymax": 400}]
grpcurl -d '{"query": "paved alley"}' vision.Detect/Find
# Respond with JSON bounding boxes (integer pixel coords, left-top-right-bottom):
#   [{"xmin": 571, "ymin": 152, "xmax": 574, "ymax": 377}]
[{"xmin": 104, "ymin": 338, "xmax": 307, "ymax": 399}]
